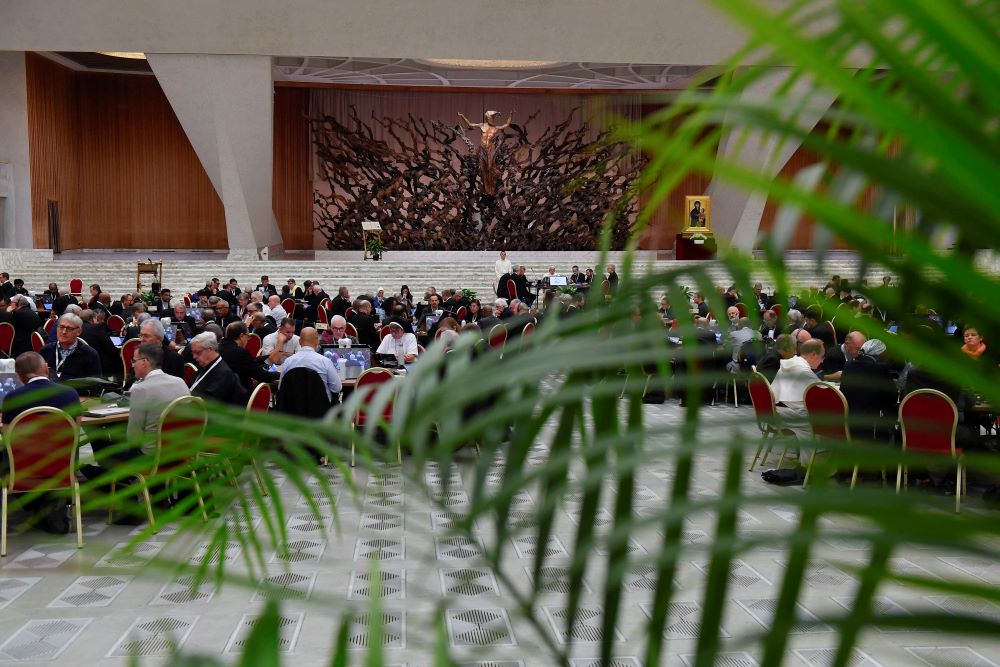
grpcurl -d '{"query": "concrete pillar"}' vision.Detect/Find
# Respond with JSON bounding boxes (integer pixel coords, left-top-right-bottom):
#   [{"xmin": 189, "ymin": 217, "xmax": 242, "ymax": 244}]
[
  {"xmin": 147, "ymin": 54, "xmax": 283, "ymax": 259},
  {"xmin": 706, "ymin": 68, "xmax": 838, "ymax": 250},
  {"xmin": 0, "ymin": 52, "xmax": 34, "ymax": 250}
]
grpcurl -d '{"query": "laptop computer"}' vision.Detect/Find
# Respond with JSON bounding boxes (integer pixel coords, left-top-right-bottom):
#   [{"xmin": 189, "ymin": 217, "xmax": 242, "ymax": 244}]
[
  {"xmin": 0, "ymin": 367, "xmax": 23, "ymax": 404},
  {"xmin": 321, "ymin": 346, "xmax": 372, "ymax": 379},
  {"xmin": 548, "ymin": 275, "xmax": 568, "ymax": 286}
]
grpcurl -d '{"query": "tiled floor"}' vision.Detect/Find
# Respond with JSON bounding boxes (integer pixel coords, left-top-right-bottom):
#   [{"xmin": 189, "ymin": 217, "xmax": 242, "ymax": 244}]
[{"xmin": 1, "ymin": 401, "xmax": 999, "ymax": 666}]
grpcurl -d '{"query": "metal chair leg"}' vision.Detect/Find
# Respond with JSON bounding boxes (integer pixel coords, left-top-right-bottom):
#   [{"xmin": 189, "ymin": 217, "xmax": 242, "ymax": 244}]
[
  {"xmin": 2, "ymin": 487, "xmax": 8, "ymax": 557},
  {"xmin": 850, "ymin": 465, "xmax": 859, "ymax": 490},
  {"xmin": 190, "ymin": 473, "xmax": 209, "ymax": 522},
  {"xmin": 137, "ymin": 475, "xmax": 157, "ymax": 534},
  {"xmin": 74, "ymin": 482, "xmax": 84, "ymax": 549},
  {"xmin": 107, "ymin": 480, "xmax": 116, "ymax": 524},
  {"xmin": 956, "ymin": 464, "xmax": 963, "ymax": 513},
  {"xmin": 802, "ymin": 450, "xmax": 818, "ymax": 488}
]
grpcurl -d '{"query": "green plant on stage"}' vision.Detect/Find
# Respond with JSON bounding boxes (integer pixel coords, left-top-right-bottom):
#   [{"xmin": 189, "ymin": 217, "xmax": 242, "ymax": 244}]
[
  {"xmin": 367, "ymin": 235, "xmax": 387, "ymax": 261},
  {"xmin": 555, "ymin": 285, "xmax": 579, "ymax": 296},
  {"xmin": 138, "ymin": 289, "xmax": 157, "ymax": 306},
  {"xmin": 15, "ymin": 2, "xmax": 995, "ymax": 665},
  {"xmin": 461, "ymin": 288, "xmax": 477, "ymax": 301}
]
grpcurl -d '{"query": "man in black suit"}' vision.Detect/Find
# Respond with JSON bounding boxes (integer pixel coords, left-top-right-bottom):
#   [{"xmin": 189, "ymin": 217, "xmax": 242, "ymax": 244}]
[
  {"xmin": 1, "ymin": 295, "xmax": 42, "ymax": 357},
  {"xmin": 305, "ymin": 283, "xmax": 330, "ymax": 322},
  {"xmin": 804, "ymin": 305, "xmax": 836, "ymax": 348},
  {"xmin": 476, "ymin": 304, "xmax": 502, "ymax": 333},
  {"xmin": 220, "ymin": 322, "xmax": 279, "ymax": 392},
  {"xmin": 0, "ymin": 272, "xmax": 15, "ymax": 305},
  {"xmin": 188, "ymin": 331, "xmax": 248, "ymax": 406},
  {"xmin": 606, "ymin": 264, "xmax": 619, "ymax": 291},
  {"xmin": 52, "ymin": 289, "xmax": 77, "ymax": 317},
  {"xmin": 139, "ymin": 319, "xmax": 185, "ymax": 379},
  {"xmin": 39, "ymin": 313, "xmax": 102, "ymax": 389},
  {"xmin": 348, "ymin": 300, "xmax": 381, "ymax": 350},
  {"xmin": 80, "ymin": 309, "xmax": 121, "ymax": 379},
  {"xmin": 255, "ymin": 275, "xmax": 278, "ymax": 299},
  {"xmin": 154, "ymin": 288, "xmax": 173, "ymax": 318},
  {"xmin": 511, "ymin": 266, "xmax": 533, "ymax": 305},
  {"xmin": 249, "ymin": 312, "xmax": 276, "ymax": 340},
  {"xmin": 329, "ymin": 286, "xmax": 351, "ymax": 318},
  {"xmin": 569, "ymin": 265, "xmax": 585, "ymax": 284}
]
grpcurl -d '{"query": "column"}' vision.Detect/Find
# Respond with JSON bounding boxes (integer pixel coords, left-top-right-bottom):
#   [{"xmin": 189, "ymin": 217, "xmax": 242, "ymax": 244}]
[{"xmin": 148, "ymin": 54, "xmax": 283, "ymax": 259}]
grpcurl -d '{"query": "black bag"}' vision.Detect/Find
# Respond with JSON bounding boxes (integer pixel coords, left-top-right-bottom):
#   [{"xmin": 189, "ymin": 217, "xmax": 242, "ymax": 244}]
[{"xmin": 761, "ymin": 468, "xmax": 805, "ymax": 486}]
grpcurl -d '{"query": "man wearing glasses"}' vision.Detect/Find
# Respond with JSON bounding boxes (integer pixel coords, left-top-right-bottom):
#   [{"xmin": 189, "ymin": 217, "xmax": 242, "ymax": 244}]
[
  {"xmin": 125, "ymin": 343, "xmax": 190, "ymax": 458},
  {"xmin": 39, "ymin": 313, "xmax": 102, "ymax": 388}
]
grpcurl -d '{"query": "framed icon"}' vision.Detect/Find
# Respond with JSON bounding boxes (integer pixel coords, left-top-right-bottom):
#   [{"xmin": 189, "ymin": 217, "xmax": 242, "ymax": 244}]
[{"xmin": 684, "ymin": 195, "xmax": 711, "ymax": 234}]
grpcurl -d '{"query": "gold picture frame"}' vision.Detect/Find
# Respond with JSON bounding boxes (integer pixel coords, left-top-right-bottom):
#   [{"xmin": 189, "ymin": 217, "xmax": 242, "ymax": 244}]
[{"xmin": 683, "ymin": 195, "xmax": 712, "ymax": 236}]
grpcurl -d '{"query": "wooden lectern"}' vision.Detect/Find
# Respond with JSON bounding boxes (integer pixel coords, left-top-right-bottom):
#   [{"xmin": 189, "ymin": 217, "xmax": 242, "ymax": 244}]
[
  {"xmin": 136, "ymin": 260, "xmax": 163, "ymax": 293},
  {"xmin": 362, "ymin": 220, "xmax": 383, "ymax": 261}
]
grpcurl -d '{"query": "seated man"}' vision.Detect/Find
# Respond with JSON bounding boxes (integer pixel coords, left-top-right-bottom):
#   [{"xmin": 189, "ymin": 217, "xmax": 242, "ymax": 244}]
[
  {"xmin": 256, "ymin": 275, "xmax": 278, "ymax": 298},
  {"xmin": 376, "ymin": 321, "xmax": 418, "ymax": 363},
  {"xmin": 349, "ymin": 300, "xmax": 381, "ymax": 350},
  {"xmin": 280, "ymin": 327, "xmax": 342, "ymax": 404},
  {"xmin": 266, "ymin": 295, "xmax": 288, "ymax": 322},
  {"xmin": 121, "ymin": 343, "xmax": 190, "ymax": 461},
  {"xmin": 771, "ymin": 338, "xmax": 826, "ymax": 438},
  {"xmin": 188, "ymin": 331, "xmax": 248, "ymax": 406},
  {"xmin": 0, "ymin": 351, "xmax": 81, "ymax": 534},
  {"xmin": 727, "ymin": 317, "xmax": 761, "ymax": 371},
  {"xmin": 248, "ymin": 312, "xmax": 276, "ymax": 340},
  {"xmin": 39, "ymin": 313, "xmax": 102, "ymax": 389},
  {"xmin": 220, "ymin": 321, "xmax": 280, "ymax": 392},
  {"xmin": 80, "ymin": 308, "xmax": 120, "ymax": 378},
  {"xmin": 262, "ymin": 317, "xmax": 301, "ymax": 365},
  {"xmin": 320, "ymin": 315, "xmax": 358, "ymax": 346},
  {"xmin": 140, "ymin": 318, "xmax": 186, "ymax": 379},
  {"xmin": 822, "ymin": 330, "xmax": 866, "ymax": 381},
  {"xmin": 804, "ymin": 305, "xmax": 836, "ymax": 348},
  {"xmin": 756, "ymin": 333, "xmax": 795, "ymax": 383}
]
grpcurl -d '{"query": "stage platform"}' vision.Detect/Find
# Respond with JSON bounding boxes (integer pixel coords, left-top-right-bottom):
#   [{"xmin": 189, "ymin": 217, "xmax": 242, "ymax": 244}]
[{"xmin": 1, "ymin": 249, "xmax": 991, "ymax": 303}]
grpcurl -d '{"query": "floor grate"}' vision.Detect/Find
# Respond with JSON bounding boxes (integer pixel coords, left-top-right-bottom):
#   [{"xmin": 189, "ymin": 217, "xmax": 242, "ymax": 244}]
[
  {"xmin": 361, "ymin": 512, "xmax": 404, "ymax": 531},
  {"xmin": 529, "ymin": 566, "xmax": 591, "ymax": 595},
  {"xmin": 447, "ymin": 608, "xmax": 516, "ymax": 646},
  {"xmin": 735, "ymin": 598, "xmax": 832, "ymax": 634},
  {"xmin": 511, "ymin": 535, "xmax": 568, "ymax": 559},
  {"xmin": 107, "ymin": 615, "xmax": 198, "ymax": 657},
  {"xmin": 271, "ymin": 538, "xmax": 327, "ymax": 563},
  {"xmin": 440, "ymin": 568, "xmax": 501, "ymax": 597},
  {"xmin": 354, "ymin": 537, "xmax": 404, "ymax": 561},
  {"xmin": 904, "ymin": 646, "xmax": 999, "ymax": 667},
  {"xmin": 0, "ymin": 577, "xmax": 41, "ymax": 610},
  {"xmin": 436, "ymin": 536, "xmax": 484, "ymax": 560},
  {"xmin": 347, "ymin": 612, "xmax": 405, "ymax": 649},
  {"xmin": 545, "ymin": 606, "xmax": 624, "ymax": 644},
  {"xmin": 0, "ymin": 618, "xmax": 91, "ymax": 661},
  {"xmin": 253, "ymin": 571, "xmax": 317, "ymax": 601},
  {"xmin": 225, "ymin": 612, "xmax": 303, "ymax": 654},
  {"xmin": 95, "ymin": 541, "xmax": 165, "ymax": 568},
  {"xmin": 679, "ymin": 652, "xmax": 758, "ymax": 667},
  {"xmin": 639, "ymin": 601, "xmax": 731, "ymax": 639},
  {"xmin": 348, "ymin": 570, "xmax": 405, "ymax": 600},
  {"xmin": 570, "ymin": 659, "xmax": 642, "ymax": 667},
  {"xmin": 793, "ymin": 647, "xmax": 883, "ymax": 667},
  {"xmin": 6, "ymin": 544, "xmax": 81, "ymax": 569},
  {"xmin": 151, "ymin": 576, "xmax": 216, "ymax": 606}
]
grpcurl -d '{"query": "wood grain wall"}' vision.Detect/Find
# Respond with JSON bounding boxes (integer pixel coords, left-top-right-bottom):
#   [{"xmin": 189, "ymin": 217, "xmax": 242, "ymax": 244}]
[
  {"xmin": 25, "ymin": 52, "xmax": 226, "ymax": 250},
  {"xmin": 272, "ymin": 87, "xmax": 312, "ymax": 249}
]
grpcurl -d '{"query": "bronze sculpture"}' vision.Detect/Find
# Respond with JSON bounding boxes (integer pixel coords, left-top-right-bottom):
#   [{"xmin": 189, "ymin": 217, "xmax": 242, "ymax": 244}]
[{"xmin": 458, "ymin": 110, "xmax": 513, "ymax": 196}]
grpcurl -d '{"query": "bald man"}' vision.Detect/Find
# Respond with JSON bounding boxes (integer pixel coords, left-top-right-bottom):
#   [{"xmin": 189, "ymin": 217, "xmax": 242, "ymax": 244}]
[
  {"xmin": 280, "ymin": 327, "xmax": 342, "ymax": 402},
  {"xmin": 822, "ymin": 330, "xmax": 867, "ymax": 381}
]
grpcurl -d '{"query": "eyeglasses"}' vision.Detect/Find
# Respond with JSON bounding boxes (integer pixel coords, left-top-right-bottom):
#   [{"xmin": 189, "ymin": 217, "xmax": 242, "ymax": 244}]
[
  {"xmin": 132, "ymin": 356, "xmax": 148, "ymax": 365},
  {"xmin": 57, "ymin": 325, "xmax": 81, "ymax": 332}
]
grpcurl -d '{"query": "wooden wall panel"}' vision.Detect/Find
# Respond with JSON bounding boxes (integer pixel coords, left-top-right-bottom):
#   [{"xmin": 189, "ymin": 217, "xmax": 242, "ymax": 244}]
[
  {"xmin": 272, "ymin": 87, "xmax": 312, "ymax": 249},
  {"xmin": 25, "ymin": 53, "xmax": 226, "ymax": 250},
  {"xmin": 26, "ymin": 52, "xmax": 79, "ymax": 249}
]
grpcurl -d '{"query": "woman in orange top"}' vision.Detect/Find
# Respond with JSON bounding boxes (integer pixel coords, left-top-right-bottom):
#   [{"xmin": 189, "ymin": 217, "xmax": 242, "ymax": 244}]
[{"xmin": 961, "ymin": 326, "xmax": 987, "ymax": 358}]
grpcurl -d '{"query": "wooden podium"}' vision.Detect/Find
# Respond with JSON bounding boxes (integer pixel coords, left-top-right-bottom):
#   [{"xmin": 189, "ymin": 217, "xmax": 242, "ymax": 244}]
[
  {"xmin": 362, "ymin": 220, "xmax": 382, "ymax": 261},
  {"xmin": 675, "ymin": 234, "xmax": 717, "ymax": 260},
  {"xmin": 136, "ymin": 260, "xmax": 163, "ymax": 292}
]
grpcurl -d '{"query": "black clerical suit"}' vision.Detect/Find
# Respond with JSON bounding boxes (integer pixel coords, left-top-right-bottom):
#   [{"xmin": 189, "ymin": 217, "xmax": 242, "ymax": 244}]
[
  {"xmin": 219, "ymin": 339, "xmax": 280, "ymax": 392},
  {"xmin": 190, "ymin": 356, "xmax": 248, "ymax": 406}
]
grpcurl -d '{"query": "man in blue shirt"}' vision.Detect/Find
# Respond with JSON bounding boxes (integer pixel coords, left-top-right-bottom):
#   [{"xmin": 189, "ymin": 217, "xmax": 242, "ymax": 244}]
[{"xmin": 280, "ymin": 327, "xmax": 342, "ymax": 402}]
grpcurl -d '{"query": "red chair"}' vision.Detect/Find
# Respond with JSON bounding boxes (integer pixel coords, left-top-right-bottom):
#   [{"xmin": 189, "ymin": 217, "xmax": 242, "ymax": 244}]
[
  {"xmin": 43, "ymin": 317, "xmax": 57, "ymax": 335},
  {"xmin": 245, "ymin": 383, "xmax": 272, "ymax": 496},
  {"xmin": 183, "ymin": 363, "xmax": 198, "ymax": 387},
  {"xmin": 108, "ymin": 396, "xmax": 209, "ymax": 531},
  {"xmin": 898, "ymin": 389, "xmax": 964, "ymax": 511},
  {"xmin": 2, "ymin": 407, "xmax": 82, "ymax": 556},
  {"xmin": 601, "ymin": 280, "xmax": 611, "ymax": 296},
  {"xmin": 183, "ymin": 294, "xmax": 191, "ymax": 307},
  {"xmin": 824, "ymin": 321, "xmax": 838, "ymax": 346},
  {"xmin": 352, "ymin": 368, "xmax": 396, "ymax": 467},
  {"xmin": 506, "ymin": 279, "xmax": 517, "ymax": 301},
  {"xmin": 107, "ymin": 315, "xmax": 125, "ymax": 335},
  {"xmin": 434, "ymin": 328, "xmax": 447, "ymax": 340},
  {"xmin": 489, "ymin": 324, "xmax": 507, "ymax": 351},
  {"xmin": 0, "ymin": 322, "xmax": 14, "ymax": 357},
  {"xmin": 345, "ymin": 307, "xmax": 355, "ymax": 321},
  {"xmin": 69, "ymin": 278, "xmax": 83, "ymax": 297},
  {"xmin": 320, "ymin": 298, "xmax": 331, "ymax": 312},
  {"xmin": 280, "ymin": 298, "xmax": 295, "ymax": 316},
  {"xmin": 31, "ymin": 331, "xmax": 46, "ymax": 353},
  {"xmin": 120, "ymin": 338, "xmax": 141, "ymax": 377},
  {"xmin": 346, "ymin": 322, "xmax": 359, "ymax": 339},
  {"xmin": 316, "ymin": 306, "xmax": 329, "ymax": 325},
  {"xmin": 747, "ymin": 372, "xmax": 795, "ymax": 471},
  {"xmin": 416, "ymin": 344, "xmax": 425, "ymax": 355},
  {"xmin": 803, "ymin": 382, "xmax": 852, "ymax": 488},
  {"xmin": 735, "ymin": 303, "xmax": 748, "ymax": 318},
  {"xmin": 379, "ymin": 325, "xmax": 392, "ymax": 341},
  {"xmin": 522, "ymin": 322, "xmax": 535, "ymax": 337},
  {"xmin": 456, "ymin": 306, "xmax": 467, "ymax": 322},
  {"xmin": 245, "ymin": 333, "xmax": 262, "ymax": 358},
  {"xmin": 770, "ymin": 304, "xmax": 782, "ymax": 317}
]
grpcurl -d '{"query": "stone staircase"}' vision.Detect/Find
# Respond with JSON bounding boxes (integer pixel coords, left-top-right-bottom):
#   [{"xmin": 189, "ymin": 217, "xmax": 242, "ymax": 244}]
[{"xmin": 0, "ymin": 250, "xmax": 931, "ymax": 302}]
